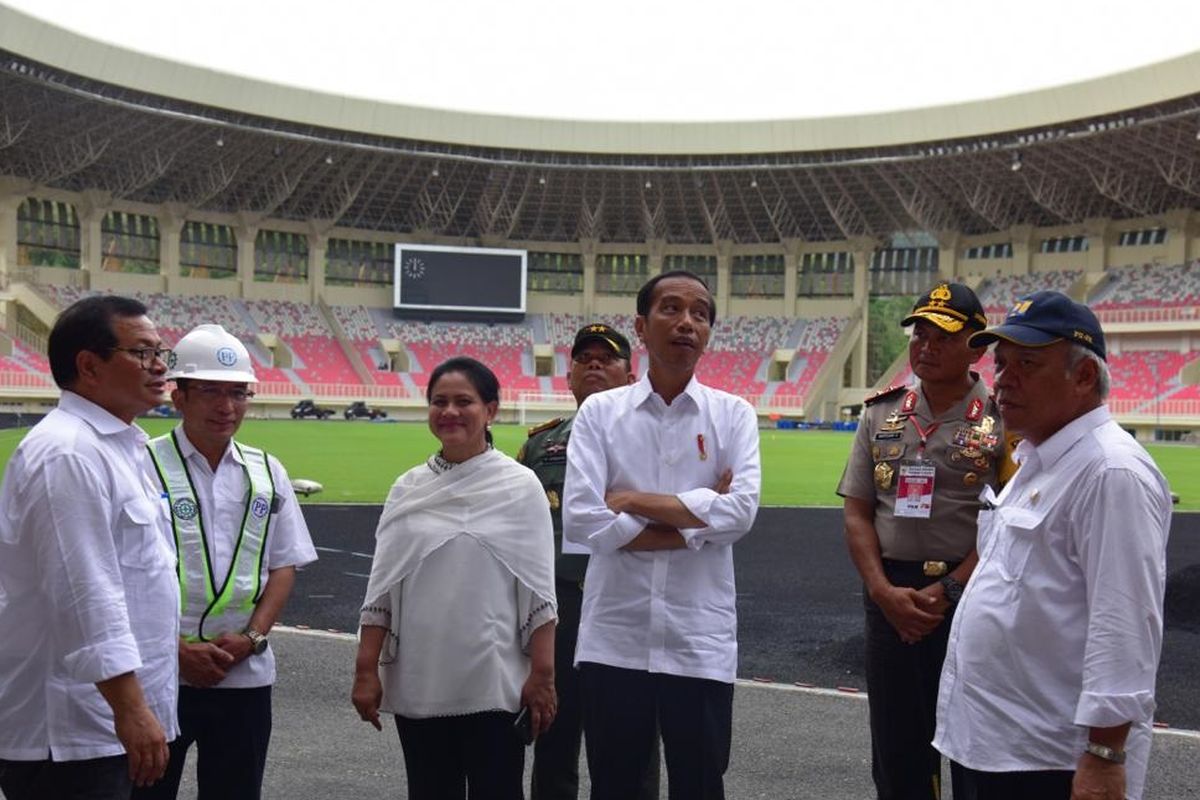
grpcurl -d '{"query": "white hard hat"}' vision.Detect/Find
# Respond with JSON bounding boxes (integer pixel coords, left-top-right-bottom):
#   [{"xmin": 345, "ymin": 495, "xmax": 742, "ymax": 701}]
[{"xmin": 167, "ymin": 324, "xmax": 258, "ymax": 383}]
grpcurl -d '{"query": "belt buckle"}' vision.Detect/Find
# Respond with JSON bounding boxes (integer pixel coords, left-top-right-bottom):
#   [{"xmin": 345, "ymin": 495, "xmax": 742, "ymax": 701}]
[{"xmin": 923, "ymin": 560, "xmax": 948, "ymax": 577}]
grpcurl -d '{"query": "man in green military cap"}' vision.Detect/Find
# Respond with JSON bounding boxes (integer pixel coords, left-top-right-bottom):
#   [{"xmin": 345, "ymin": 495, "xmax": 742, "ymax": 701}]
[{"xmin": 521, "ymin": 323, "xmax": 655, "ymax": 800}]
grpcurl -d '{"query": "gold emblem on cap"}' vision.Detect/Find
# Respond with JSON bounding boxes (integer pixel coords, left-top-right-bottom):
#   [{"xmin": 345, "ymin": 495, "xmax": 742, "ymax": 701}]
[
  {"xmin": 929, "ymin": 284, "xmax": 952, "ymax": 306},
  {"xmin": 874, "ymin": 462, "xmax": 894, "ymax": 490}
]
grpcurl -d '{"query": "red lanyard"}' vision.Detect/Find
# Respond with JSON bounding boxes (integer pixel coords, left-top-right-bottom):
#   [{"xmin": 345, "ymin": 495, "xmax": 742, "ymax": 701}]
[{"xmin": 908, "ymin": 416, "xmax": 940, "ymax": 459}]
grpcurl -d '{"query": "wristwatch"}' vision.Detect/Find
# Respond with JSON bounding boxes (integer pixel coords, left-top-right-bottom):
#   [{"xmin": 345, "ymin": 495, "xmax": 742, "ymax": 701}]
[
  {"xmin": 242, "ymin": 626, "xmax": 269, "ymax": 656},
  {"xmin": 1085, "ymin": 742, "xmax": 1126, "ymax": 764},
  {"xmin": 939, "ymin": 575, "xmax": 965, "ymax": 605}
]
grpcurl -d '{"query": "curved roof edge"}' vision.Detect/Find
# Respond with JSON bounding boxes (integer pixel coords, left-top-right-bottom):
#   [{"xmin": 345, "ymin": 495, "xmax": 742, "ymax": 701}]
[{"xmin": 3, "ymin": 5, "xmax": 1199, "ymax": 156}]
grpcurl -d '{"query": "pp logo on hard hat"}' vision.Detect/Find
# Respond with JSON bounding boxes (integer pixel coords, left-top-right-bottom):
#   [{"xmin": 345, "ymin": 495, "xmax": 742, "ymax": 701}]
[
  {"xmin": 216, "ymin": 347, "xmax": 238, "ymax": 367},
  {"xmin": 173, "ymin": 498, "xmax": 199, "ymax": 521},
  {"xmin": 167, "ymin": 351, "xmax": 178, "ymax": 370}
]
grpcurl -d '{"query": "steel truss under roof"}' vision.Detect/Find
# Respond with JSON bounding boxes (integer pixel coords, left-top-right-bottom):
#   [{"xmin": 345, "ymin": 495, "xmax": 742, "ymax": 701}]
[{"xmin": 3, "ymin": 50, "xmax": 1200, "ymax": 246}]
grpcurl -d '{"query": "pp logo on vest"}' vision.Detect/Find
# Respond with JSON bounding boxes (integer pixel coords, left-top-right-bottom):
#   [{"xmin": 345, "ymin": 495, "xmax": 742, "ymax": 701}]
[
  {"xmin": 173, "ymin": 498, "xmax": 199, "ymax": 520},
  {"xmin": 251, "ymin": 496, "xmax": 271, "ymax": 519},
  {"xmin": 216, "ymin": 347, "xmax": 238, "ymax": 367}
]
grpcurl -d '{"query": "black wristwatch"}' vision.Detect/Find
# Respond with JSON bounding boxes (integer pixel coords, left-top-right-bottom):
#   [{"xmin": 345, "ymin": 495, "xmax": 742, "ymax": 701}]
[
  {"xmin": 939, "ymin": 575, "xmax": 965, "ymax": 605},
  {"xmin": 243, "ymin": 627, "xmax": 269, "ymax": 656}
]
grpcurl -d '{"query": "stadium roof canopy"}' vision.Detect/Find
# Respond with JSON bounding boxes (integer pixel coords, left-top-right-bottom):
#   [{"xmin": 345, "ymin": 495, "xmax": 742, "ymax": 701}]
[{"xmin": 2, "ymin": 6, "xmax": 1200, "ymax": 246}]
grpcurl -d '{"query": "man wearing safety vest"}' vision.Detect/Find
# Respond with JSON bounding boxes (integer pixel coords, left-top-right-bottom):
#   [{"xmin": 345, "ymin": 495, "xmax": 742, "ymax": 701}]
[{"xmin": 135, "ymin": 324, "xmax": 316, "ymax": 800}]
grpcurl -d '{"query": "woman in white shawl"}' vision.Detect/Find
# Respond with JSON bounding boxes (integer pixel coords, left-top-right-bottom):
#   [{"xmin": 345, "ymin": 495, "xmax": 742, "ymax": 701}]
[{"xmin": 352, "ymin": 357, "xmax": 557, "ymax": 800}]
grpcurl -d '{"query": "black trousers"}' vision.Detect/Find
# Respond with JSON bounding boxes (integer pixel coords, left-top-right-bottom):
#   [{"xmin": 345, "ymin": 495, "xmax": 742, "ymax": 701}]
[
  {"xmin": 580, "ymin": 662, "xmax": 733, "ymax": 800},
  {"xmin": 395, "ymin": 711, "xmax": 525, "ymax": 800},
  {"xmin": 864, "ymin": 560, "xmax": 963, "ymax": 800},
  {"xmin": 0, "ymin": 754, "xmax": 132, "ymax": 800},
  {"xmin": 531, "ymin": 581, "xmax": 659, "ymax": 800},
  {"xmin": 955, "ymin": 765, "xmax": 1073, "ymax": 800},
  {"xmin": 132, "ymin": 685, "xmax": 273, "ymax": 800}
]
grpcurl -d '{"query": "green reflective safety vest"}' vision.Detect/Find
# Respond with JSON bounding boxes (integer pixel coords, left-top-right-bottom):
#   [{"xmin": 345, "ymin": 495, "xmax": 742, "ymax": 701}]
[{"xmin": 148, "ymin": 431, "xmax": 276, "ymax": 642}]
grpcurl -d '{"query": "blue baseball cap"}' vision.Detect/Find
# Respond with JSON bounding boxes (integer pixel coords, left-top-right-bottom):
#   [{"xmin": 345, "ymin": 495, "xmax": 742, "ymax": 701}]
[{"xmin": 968, "ymin": 290, "xmax": 1106, "ymax": 360}]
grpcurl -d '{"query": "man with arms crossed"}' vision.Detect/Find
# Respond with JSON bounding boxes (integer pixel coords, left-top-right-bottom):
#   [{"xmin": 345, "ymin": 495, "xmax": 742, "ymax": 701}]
[
  {"xmin": 934, "ymin": 291, "xmax": 1172, "ymax": 800},
  {"xmin": 135, "ymin": 324, "xmax": 316, "ymax": 800},
  {"xmin": 0, "ymin": 295, "xmax": 177, "ymax": 799},
  {"xmin": 564, "ymin": 271, "xmax": 761, "ymax": 800},
  {"xmin": 521, "ymin": 323, "xmax": 656, "ymax": 800},
  {"xmin": 838, "ymin": 283, "xmax": 1009, "ymax": 800}
]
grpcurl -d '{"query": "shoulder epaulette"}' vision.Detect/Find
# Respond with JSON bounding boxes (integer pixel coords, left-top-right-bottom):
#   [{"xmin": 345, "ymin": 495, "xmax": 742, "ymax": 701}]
[
  {"xmin": 863, "ymin": 384, "xmax": 907, "ymax": 407},
  {"xmin": 526, "ymin": 417, "xmax": 565, "ymax": 438}
]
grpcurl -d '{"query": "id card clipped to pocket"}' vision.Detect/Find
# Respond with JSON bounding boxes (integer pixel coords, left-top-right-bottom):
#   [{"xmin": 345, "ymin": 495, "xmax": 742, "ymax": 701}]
[{"xmin": 894, "ymin": 461, "xmax": 936, "ymax": 518}]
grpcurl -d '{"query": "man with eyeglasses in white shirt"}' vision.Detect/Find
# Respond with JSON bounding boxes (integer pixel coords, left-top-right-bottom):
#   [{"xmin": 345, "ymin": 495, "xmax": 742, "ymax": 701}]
[
  {"xmin": 934, "ymin": 292, "xmax": 1171, "ymax": 800},
  {"xmin": 563, "ymin": 271, "xmax": 761, "ymax": 800},
  {"xmin": 134, "ymin": 324, "xmax": 316, "ymax": 800},
  {"xmin": 0, "ymin": 295, "xmax": 177, "ymax": 799}
]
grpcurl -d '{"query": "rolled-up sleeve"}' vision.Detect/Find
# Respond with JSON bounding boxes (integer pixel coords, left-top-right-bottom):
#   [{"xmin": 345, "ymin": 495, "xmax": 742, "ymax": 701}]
[
  {"xmin": 563, "ymin": 400, "xmax": 646, "ymax": 555},
  {"xmin": 1072, "ymin": 468, "xmax": 1169, "ymax": 729},
  {"xmin": 36, "ymin": 454, "xmax": 144, "ymax": 685},
  {"xmin": 675, "ymin": 400, "xmax": 761, "ymax": 549}
]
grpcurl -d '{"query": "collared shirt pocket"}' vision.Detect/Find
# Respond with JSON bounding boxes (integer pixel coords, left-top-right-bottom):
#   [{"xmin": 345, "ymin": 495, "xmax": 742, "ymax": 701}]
[
  {"xmin": 995, "ymin": 506, "xmax": 1046, "ymax": 582},
  {"xmin": 117, "ymin": 496, "xmax": 174, "ymax": 572}
]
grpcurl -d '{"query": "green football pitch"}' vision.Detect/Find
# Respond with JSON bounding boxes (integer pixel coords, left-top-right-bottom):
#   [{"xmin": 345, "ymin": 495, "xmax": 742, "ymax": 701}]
[{"xmin": 0, "ymin": 419, "xmax": 1196, "ymax": 509}]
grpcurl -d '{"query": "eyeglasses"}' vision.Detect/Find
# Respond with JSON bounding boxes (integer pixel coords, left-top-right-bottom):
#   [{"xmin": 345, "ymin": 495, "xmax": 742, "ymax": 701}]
[
  {"xmin": 190, "ymin": 385, "xmax": 256, "ymax": 404},
  {"xmin": 111, "ymin": 346, "xmax": 172, "ymax": 369},
  {"xmin": 572, "ymin": 351, "xmax": 621, "ymax": 366}
]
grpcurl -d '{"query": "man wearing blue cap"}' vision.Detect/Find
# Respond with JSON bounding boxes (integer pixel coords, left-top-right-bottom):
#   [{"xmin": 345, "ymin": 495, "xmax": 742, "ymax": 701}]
[{"xmin": 934, "ymin": 291, "xmax": 1172, "ymax": 800}]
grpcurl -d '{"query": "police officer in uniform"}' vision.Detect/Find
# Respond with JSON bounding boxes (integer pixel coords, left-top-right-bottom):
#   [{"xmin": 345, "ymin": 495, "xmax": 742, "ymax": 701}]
[
  {"xmin": 520, "ymin": 324, "xmax": 657, "ymax": 800},
  {"xmin": 135, "ymin": 324, "xmax": 317, "ymax": 800},
  {"xmin": 837, "ymin": 283, "xmax": 1015, "ymax": 800}
]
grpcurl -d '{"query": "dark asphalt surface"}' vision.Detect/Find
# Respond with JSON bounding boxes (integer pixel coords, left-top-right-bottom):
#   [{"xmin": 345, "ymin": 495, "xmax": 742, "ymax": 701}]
[{"xmin": 289, "ymin": 505, "xmax": 1200, "ymax": 731}]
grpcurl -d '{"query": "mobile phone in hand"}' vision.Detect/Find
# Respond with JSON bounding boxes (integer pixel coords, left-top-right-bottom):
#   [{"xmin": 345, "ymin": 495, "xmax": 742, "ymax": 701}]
[{"xmin": 513, "ymin": 706, "xmax": 534, "ymax": 746}]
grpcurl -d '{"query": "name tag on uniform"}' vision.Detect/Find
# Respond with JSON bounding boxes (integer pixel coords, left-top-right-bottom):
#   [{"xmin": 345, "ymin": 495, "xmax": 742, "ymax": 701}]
[{"xmin": 894, "ymin": 461, "xmax": 936, "ymax": 518}]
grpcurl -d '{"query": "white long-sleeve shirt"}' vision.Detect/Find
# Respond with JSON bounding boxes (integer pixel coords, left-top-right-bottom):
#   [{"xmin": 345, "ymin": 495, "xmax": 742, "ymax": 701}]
[
  {"xmin": 934, "ymin": 406, "xmax": 1171, "ymax": 800},
  {"xmin": 0, "ymin": 392, "xmax": 180, "ymax": 761},
  {"xmin": 563, "ymin": 373, "xmax": 760, "ymax": 683},
  {"xmin": 160, "ymin": 428, "xmax": 317, "ymax": 688}
]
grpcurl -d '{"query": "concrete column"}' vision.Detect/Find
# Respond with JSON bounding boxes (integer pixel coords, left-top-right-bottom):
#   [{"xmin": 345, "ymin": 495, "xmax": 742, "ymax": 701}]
[
  {"xmin": 581, "ymin": 239, "xmax": 597, "ymax": 315},
  {"xmin": 1009, "ymin": 224, "xmax": 1035, "ymax": 274},
  {"xmin": 1163, "ymin": 209, "xmax": 1195, "ymax": 266},
  {"xmin": 1084, "ymin": 218, "xmax": 1111, "ymax": 271},
  {"xmin": 782, "ymin": 238, "xmax": 802, "ymax": 318},
  {"xmin": 0, "ymin": 195, "xmax": 19, "ymax": 288},
  {"xmin": 647, "ymin": 239, "xmax": 665, "ymax": 280},
  {"xmin": 235, "ymin": 224, "xmax": 258, "ymax": 298},
  {"xmin": 715, "ymin": 240, "xmax": 732, "ymax": 320},
  {"xmin": 307, "ymin": 232, "xmax": 327, "ymax": 304},
  {"xmin": 850, "ymin": 237, "xmax": 877, "ymax": 390},
  {"xmin": 77, "ymin": 190, "xmax": 112, "ymax": 277},
  {"xmin": 937, "ymin": 231, "xmax": 960, "ymax": 279},
  {"xmin": 157, "ymin": 203, "xmax": 187, "ymax": 290}
]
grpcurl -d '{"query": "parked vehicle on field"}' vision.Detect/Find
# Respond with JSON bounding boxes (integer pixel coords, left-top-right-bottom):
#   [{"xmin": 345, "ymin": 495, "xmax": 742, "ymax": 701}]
[
  {"xmin": 344, "ymin": 401, "xmax": 388, "ymax": 421},
  {"xmin": 291, "ymin": 399, "xmax": 334, "ymax": 420}
]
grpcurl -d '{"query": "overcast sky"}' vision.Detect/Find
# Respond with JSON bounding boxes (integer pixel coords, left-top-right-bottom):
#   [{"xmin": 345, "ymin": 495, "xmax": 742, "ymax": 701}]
[{"xmin": 6, "ymin": 0, "xmax": 1199, "ymax": 122}]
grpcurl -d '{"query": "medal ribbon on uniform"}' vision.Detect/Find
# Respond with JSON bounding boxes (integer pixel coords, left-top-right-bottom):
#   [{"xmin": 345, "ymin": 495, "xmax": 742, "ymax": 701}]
[{"xmin": 908, "ymin": 417, "xmax": 940, "ymax": 459}]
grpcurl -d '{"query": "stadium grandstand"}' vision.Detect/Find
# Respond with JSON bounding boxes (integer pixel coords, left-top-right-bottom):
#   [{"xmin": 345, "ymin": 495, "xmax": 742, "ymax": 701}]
[{"xmin": 1, "ymin": 5, "xmax": 1199, "ymax": 441}]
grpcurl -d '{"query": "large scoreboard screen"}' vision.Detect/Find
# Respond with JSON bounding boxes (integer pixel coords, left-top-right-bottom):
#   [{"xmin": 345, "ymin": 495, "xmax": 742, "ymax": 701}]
[{"xmin": 394, "ymin": 244, "xmax": 526, "ymax": 315}]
